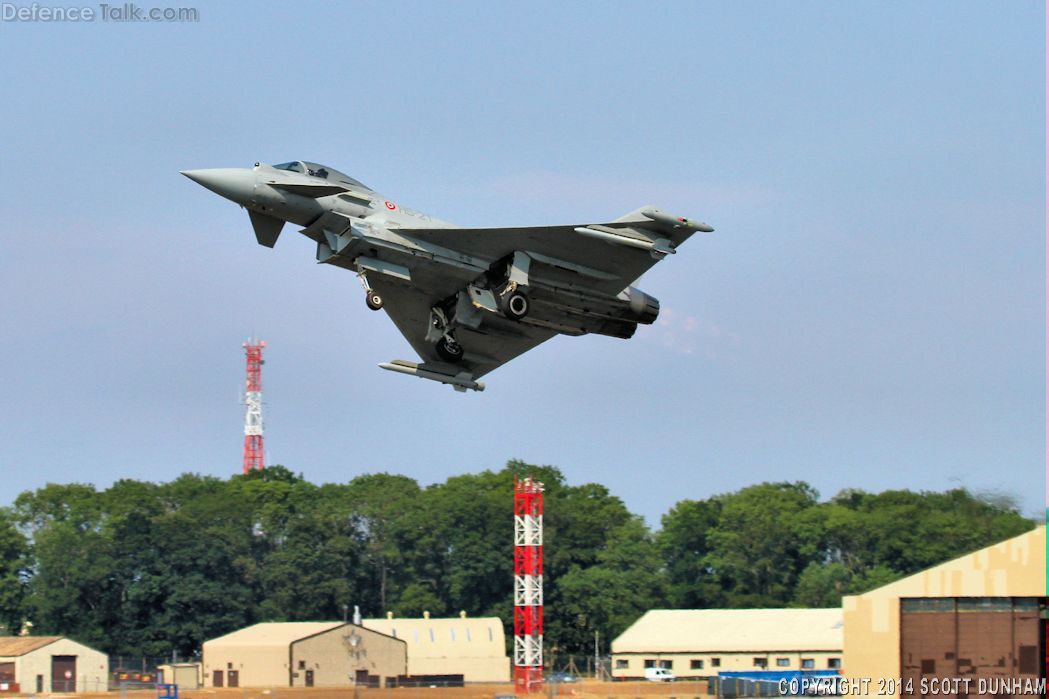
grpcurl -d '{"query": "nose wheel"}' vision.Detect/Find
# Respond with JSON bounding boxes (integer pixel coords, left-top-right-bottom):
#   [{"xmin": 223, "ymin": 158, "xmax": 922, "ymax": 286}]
[{"xmin": 365, "ymin": 291, "xmax": 384, "ymax": 311}]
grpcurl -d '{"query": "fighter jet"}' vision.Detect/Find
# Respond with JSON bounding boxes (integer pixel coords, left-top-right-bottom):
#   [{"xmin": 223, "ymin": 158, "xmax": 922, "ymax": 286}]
[{"xmin": 183, "ymin": 161, "xmax": 713, "ymax": 392}]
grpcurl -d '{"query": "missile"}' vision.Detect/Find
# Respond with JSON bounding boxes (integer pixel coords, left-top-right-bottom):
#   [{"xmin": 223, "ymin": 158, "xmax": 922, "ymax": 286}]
[
  {"xmin": 574, "ymin": 226, "xmax": 654, "ymax": 251},
  {"xmin": 574, "ymin": 227, "xmax": 675, "ymax": 259},
  {"xmin": 379, "ymin": 360, "xmax": 485, "ymax": 392},
  {"xmin": 642, "ymin": 208, "xmax": 714, "ymax": 232}
]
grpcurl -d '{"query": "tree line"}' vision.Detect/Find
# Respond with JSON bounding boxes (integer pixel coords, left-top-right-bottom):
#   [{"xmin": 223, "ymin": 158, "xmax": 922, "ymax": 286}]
[{"xmin": 0, "ymin": 460, "xmax": 1033, "ymax": 657}]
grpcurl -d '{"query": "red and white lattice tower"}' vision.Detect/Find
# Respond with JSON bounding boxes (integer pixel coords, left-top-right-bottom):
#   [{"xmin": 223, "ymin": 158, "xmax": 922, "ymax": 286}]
[
  {"xmin": 514, "ymin": 477, "xmax": 544, "ymax": 693},
  {"xmin": 242, "ymin": 340, "xmax": 266, "ymax": 474}
]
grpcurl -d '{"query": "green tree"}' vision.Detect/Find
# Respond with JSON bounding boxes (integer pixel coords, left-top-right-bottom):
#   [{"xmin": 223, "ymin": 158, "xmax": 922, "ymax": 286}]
[
  {"xmin": 702, "ymin": 482, "xmax": 822, "ymax": 607},
  {"xmin": 343, "ymin": 474, "xmax": 422, "ymax": 613},
  {"xmin": 793, "ymin": 562, "xmax": 851, "ymax": 607},
  {"xmin": 0, "ymin": 511, "xmax": 28, "ymax": 634},
  {"xmin": 554, "ymin": 517, "xmax": 666, "ymax": 652},
  {"xmin": 658, "ymin": 498, "xmax": 721, "ymax": 607}
]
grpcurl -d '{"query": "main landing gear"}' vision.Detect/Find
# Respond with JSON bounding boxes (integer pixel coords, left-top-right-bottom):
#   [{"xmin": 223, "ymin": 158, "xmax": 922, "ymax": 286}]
[
  {"xmin": 500, "ymin": 289, "xmax": 529, "ymax": 320},
  {"xmin": 435, "ymin": 336, "xmax": 464, "ymax": 362}
]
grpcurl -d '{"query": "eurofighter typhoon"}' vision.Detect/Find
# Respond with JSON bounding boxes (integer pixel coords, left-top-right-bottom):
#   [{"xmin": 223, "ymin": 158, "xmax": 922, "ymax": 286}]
[{"xmin": 183, "ymin": 161, "xmax": 713, "ymax": 392}]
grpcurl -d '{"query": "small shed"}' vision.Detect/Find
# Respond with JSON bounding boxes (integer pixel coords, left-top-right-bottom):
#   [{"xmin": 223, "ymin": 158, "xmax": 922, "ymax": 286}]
[
  {"xmin": 157, "ymin": 662, "xmax": 202, "ymax": 689},
  {"xmin": 0, "ymin": 636, "xmax": 109, "ymax": 694}
]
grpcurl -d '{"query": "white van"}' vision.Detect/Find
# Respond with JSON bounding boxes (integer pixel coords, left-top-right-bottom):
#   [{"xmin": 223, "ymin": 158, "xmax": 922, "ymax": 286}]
[{"xmin": 644, "ymin": 667, "xmax": 675, "ymax": 682}]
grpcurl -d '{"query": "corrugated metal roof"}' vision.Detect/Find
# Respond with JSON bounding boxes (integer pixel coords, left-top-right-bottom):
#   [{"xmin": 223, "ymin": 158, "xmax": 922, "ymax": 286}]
[
  {"xmin": 362, "ymin": 617, "xmax": 505, "ymax": 659},
  {"xmin": 203, "ymin": 622, "xmax": 344, "ymax": 648},
  {"xmin": 0, "ymin": 636, "xmax": 62, "ymax": 657},
  {"xmin": 611, "ymin": 609, "xmax": 843, "ymax": 653}
]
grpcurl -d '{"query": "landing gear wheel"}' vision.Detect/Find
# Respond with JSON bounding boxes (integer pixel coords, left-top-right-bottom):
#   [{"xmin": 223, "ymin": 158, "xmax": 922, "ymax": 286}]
[
  {"xmin": 435, "ymin": 336, "xmax": 465, "ymax": 363},
  {"xmin": 502, "ymin": 291, "xmax": 529, "ymax": 320},
  {"xmin": 365, "ymin": 291, "xmax": 384, "ymax": 311}
]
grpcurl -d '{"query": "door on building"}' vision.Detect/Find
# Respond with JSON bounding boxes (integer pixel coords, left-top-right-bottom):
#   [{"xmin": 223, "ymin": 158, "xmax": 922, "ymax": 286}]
[
  {"xmin": 305, "ymin": 670, "xmax": 314, "ymax": 687},
  {"xmin": 35, "ymin": 675, "xmax": 42, "ymax": 693},
  {"xmin": 227, "ymin": 670, "xmax": 239, "ymax": 688},
  {"xmin": 51, "ymin": 656, "xmax": 77, "ymax": 693},
  {"xmin": 356, "ymin": 669, "xmax": 369, "ymax": 685},
  {"xmin": 213, "ymin": 670, "xmax": 224, "ymax": 687},
  {"xmin": 901, "ymin": 597, "xmax": 1046, "ymax": 698}
]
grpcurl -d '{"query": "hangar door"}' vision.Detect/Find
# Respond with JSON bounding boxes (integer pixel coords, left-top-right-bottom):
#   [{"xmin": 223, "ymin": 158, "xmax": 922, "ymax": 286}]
[
  {"xmin": 51, "ymin": 656, "xmax": 77, "ymax": 693},
  {"xmin": 901, "ymin": 597, "xmax": 1044, "ymax": 698}
]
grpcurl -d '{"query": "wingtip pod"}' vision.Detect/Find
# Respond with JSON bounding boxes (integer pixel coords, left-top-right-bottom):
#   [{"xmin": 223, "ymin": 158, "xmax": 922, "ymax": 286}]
[
  {"xmin": 642, "ymin": 207, "xmax": 714, "ymax": 233},
  {"xmin": 379, "ymin": 360, "xmax": 485, "ymax": 392}
]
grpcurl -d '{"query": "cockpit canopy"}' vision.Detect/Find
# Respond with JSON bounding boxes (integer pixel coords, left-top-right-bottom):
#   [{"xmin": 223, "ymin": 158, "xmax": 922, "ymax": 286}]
[{"xmin": 272, "ymin": 161, "xmax": 371, "ymax": 191}]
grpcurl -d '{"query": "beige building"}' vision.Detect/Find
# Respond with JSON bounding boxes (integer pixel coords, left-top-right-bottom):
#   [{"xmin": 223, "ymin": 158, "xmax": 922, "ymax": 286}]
[
  {"xmin": 0, "ymin": 636, "xmax": 108, "ymax": 694},
  {"xmin": 157, "ymin": 662, "xmax": 202, "ymax": 689},
  {"xmin": 843, "ymin": 525, "xmax": 1046, "ymax": 697},
  {"xmin": 202, "ymin": 622, "xmax": 406, "ymax": 688},
  {"xmin": 363, "ymin": 614, "xmax": 511, "ymax": 682},
  {"xmin": 611, "ymin": 609, "xmax": 843, "ymax": 679}
]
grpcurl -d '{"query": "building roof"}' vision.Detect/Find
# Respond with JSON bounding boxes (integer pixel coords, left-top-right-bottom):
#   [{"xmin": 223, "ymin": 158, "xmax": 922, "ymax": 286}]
[
  {"xmin": 612, "ymin": 609, "xmax": 843, "ymax": 654},
  {"xmin": 362, "ymin": 617, "xmax": 505, "ymax": 659},
  {"xmin": 204, "ymin": 622, "xmax": 345, "ymax": 648},
  {"xmin": 845, "ymin": 525, "xmax": 1045, "ymax": 601},
  {"xmin": 0, "ymin": 636, "xmax": 62, "ymax": 657}
]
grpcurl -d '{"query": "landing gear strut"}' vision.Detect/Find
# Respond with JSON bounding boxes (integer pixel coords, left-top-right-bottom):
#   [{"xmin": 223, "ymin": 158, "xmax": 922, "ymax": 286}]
[{"xmin": 356, "ymin": 268, "xmax": 384, "ymax": 311}]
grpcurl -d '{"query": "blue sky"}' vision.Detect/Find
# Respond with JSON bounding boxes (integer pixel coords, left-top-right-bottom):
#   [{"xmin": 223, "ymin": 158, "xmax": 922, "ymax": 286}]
[{"xmin": 0, "ymin": 1, "xmax": 1044, "ymax": 524}]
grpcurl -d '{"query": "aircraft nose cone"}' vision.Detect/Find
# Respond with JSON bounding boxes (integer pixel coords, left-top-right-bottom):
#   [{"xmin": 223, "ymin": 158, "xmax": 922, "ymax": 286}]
[{"xmin": 181, "ymin": 168, "xmax": 255, "ymax": 205}]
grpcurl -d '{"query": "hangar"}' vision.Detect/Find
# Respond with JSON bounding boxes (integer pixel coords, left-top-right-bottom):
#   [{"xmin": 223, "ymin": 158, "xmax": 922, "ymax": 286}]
[
  {"xmin": 362, "ymin": 613, "xmax": 511, "ymax": 683},
  {"xmin": 202, "ymin": 622, "xmax": 406, "ymax": 688},
  {"xmin": 0, "ymin": 636, "xmax": 108, "ymax": 694},
  {"xmin": 610, "ymin": 608, "xmax": 843, "ymax": 679},
  {"xmin": 843, "ymin": 525, "xmax": 1046, "ymax": 696}
]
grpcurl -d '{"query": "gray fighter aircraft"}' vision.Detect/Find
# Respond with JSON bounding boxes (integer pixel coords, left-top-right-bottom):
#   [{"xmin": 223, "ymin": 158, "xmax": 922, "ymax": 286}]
[{"xmin": 183, "ymin": 161, "xmax": 713, "ymax": 392}]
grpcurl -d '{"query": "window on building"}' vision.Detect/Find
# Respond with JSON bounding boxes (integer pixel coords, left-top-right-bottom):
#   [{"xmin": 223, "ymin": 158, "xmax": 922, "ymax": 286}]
[
  {"xmin": 616, "ymin": 659, "xmax": 628, "ymax": 669},
  {"xmin": 690, "ymin": 659, "xmax": 704, "ymax": 670},
  {"xmin": 776, "ymin": 658, "xmax": 790, "ymax": 667},
  {"xmin": 659, "ymin": 660, "xmax": 672, "ymax": 669},
  {"xmin": 711, "ymin": 658, "xmax": 721, "ymax": 668},
  {"xmin": 429, "ymin": 629, "xmax": 435, "ymax": 642},
  {"xmin": 801, "ymin": 659, "xmax": 815, "ymax": 669},
  {"xmin": 450, "ymin": 629, "xmax": 456, "ymax": 641},
  {"xmin": 298, "ymin": 661, "xmax": 305, "ymax": 670},
  {"xmin": 753, "ymin": 658, "xmax": 767, "ymax": 668},
  {"xmin": 827, "ymin": 658, "xmax": 841, "ymax": 669},
  {"xmin": 644, "ymin": 660, "xmax": 657, "ymax": 669}
]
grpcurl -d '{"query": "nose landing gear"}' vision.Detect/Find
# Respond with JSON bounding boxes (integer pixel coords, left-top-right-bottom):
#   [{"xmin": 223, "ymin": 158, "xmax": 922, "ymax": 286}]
[
  {"xmin": 365, "ymin": 290, "xmax": 384, "ymax": 311},
  {"xmin": 356, "ymin": 268, "xmax": 384, "ymax": 311}
]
